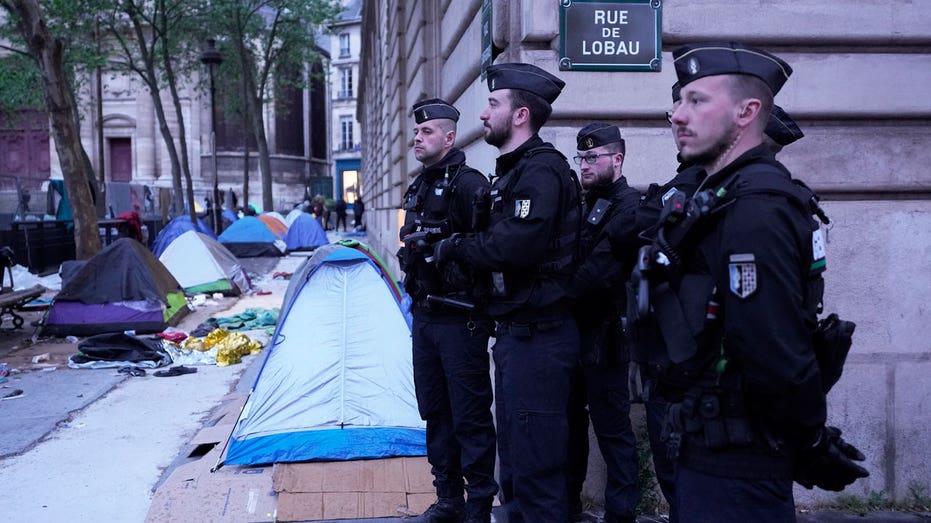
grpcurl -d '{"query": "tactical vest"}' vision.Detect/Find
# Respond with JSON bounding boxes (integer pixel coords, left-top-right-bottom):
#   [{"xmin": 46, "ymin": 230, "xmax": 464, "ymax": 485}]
[
  {"xmin": 484, "ymin": 145, "xmax": 582, "ymax": 317},
  {"xmin": 630, "ymin": 161, "xmax": 828, "ymax": 390},
  {"xmin": 399, "ymin": 163, "xmax": 481, "ymax": 302}
]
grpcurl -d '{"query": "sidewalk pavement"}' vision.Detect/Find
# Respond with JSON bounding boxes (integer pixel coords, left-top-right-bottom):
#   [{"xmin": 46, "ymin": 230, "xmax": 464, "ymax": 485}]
[{"xmin": 0, "ymin": 254, "xmax": 304, "ymax": 522}]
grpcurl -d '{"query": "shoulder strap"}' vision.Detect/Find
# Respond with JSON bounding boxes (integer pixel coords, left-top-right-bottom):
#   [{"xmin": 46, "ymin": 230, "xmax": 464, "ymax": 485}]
[
  {"xmin": 447, "ymin": 164, "xmax": 484, "ymax": 196},
  {"xmin": 524, "ymin": 144, "xmax": 568, "ymax": 161},
  {"xmin": 730, "ymin": 162, "xmax": 829, "ymax": 224}
]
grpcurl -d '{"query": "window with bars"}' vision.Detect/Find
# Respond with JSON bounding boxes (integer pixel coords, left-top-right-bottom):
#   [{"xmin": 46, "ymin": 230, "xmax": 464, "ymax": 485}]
[{"xmin": 340, "ymin": 115, "xmax": 354, "ymax": 150}]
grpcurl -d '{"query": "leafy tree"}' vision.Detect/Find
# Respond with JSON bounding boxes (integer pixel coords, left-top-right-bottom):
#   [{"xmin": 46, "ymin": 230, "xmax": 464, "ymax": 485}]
[
  {"xmin": 0, "ymin": 0, "xmax": 101, "ymax": 258},
  {"xmin": 93, "ymin": 0, "xmax": 209, "ymax": 223},
  {"xmin": 210, "ymin": 0, "xmax": 340, "ymax": 212}
]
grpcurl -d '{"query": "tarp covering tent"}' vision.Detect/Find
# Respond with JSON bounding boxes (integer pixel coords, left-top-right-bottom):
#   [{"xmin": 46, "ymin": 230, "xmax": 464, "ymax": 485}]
[
  {"xmin": 218, "ymin": 216, "xmax": 284, "ymax": 257},
  {"xmin": 283, "ymin": 213, "xmax": 328, "ymax": 252},
  {"xmin": 41, "ymin": 238, "xmax": 190, "ymax": 336},
  {"xmin": 222, "ymin": 243, "xmax": 424, "ymax": 466},
  {"xmin": 158, "ymin": 231, "xmax": 251, "ymax": 295},
  {"xmin": 258, "ymin": 213, "xmax": 288, "ymax": 239},
  {"xmin": 151, "ymin": 215, "xmax": 215, "ymax": 258}
]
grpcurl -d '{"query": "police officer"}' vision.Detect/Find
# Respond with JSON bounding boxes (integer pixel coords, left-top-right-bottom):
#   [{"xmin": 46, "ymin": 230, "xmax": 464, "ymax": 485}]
[
  {"xmin": 434, "ymin": 63, "xmax": 582, "ymax": 523},
  {"xmin": 398, "ymin": 98, "xmax": 497, "ymax": 523},
  {"xmin": 632, "ymin": 42, "xmax": 868, "ymax": 522},
  {"xmin": 634, "ymin": 87, "xmax": 810, "ymax": 523},
  {"xmin": 564, "ymin": 124, "xmax": 641, "ymax": 523}
]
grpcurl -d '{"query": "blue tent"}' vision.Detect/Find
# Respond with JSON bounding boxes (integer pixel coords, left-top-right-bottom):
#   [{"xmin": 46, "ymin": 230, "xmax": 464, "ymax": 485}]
[
  {"xmin": 284, "ymin": 213, "xmax": 328, "ymax": 252},
  {"xmin": 151, "ymin": 215, "xmax": 215, "ymax": 258},
  {"xmin": 222, "ymin": 243, "xmax": 423, "ymax": 466},
  {"xmin": 222, "ymin": 208, "xmax": 239, "ymax": 224},
  {"xmin": 217, "ymin": 216, "xmax": 283, "ymax": 257}
]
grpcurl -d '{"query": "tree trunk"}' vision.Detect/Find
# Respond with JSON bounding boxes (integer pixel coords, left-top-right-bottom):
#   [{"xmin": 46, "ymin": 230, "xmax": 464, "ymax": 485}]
[
  {"xmin": 3, "ymin": 0, "xmax": 101, "ymax": 259},
  {"xmin": 241, "ymin": 75, "xmax": 250, "ymax": 209},
  {"xmin": 246, "ymin": 89, "xmax": 274, "ymax": 213},
  {"xmin": 126, "ymin": 13, "xmax": 187, "ymax": 220},
  {"xmin": 235, "ymin": 39, "xmax": 273, "ymax": 212},
  {"xmin": 159, "ymin": 37, "xmax": 197, "ymax": 225}
]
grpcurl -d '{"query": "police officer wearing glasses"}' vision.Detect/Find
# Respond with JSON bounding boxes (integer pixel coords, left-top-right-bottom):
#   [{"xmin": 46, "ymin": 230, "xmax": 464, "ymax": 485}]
[
  {"xmin": 434, "ymin": 63, "xmax": 582, "ymax": 523},
  {"xmin": 564, "ymin": 124, "xmax": 641, "ymax": 523},
  {"xmin": 399, "ymin": 98, "xmax": 497, "ymax": 523},
  {"xmin": 627, "ymin": 42, "xmax": 869, "ymax": 522}
]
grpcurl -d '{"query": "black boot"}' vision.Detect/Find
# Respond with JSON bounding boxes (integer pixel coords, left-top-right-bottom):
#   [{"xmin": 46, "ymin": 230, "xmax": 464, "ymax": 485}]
[
  {"xmin": 462, "ymin": 497, "xmax": 493, "ymax": 523},
  {"xmin": 410, "ymin": 496, "xmax": 464, "ymax": 523}
]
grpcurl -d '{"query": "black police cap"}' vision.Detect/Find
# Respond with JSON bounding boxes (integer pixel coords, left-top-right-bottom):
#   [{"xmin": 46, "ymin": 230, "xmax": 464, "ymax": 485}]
[
  {"xmin": 577, "ymin": 123, "xmax": 622, "ymax": 151},
  {"xmin": 412, "ymin": 98, "xmax": 460, "ymax": 123},
  {"xmin": 766, "ymin": 105, "xmax": 804, "ymax": 146},
  {"xmin": 485, "ymin": 63, "xmax": 565, "ymax": 104},
  {"xmin": 672, "ymin": 42, "xmax": 792, "ymax": 95},
  {"xmin": 671, "ymin": 81, "xmax": 681, "ymax": 103}
]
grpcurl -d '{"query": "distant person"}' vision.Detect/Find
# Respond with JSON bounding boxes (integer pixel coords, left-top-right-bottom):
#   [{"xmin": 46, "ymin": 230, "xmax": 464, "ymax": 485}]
[
  {"xmin": 312, "ymin": 194, "xmax": 326, "ymax": 228},
  {"xmin": 116, "ymin": 205, "xmax": 144, "ymax": 243},
  {"xmin": 353, "ymin": 195, "xmax": 365, "ymax": 230},
  {"xmin": 334, "ymin": 198, "xmax": 348, "ymax": 231}
]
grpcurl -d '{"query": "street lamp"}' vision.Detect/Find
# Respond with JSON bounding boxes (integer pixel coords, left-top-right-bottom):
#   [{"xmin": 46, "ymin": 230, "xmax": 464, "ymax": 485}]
[{"xmin": 200, "ymin": 38, "xmax": 223, "ymax": 234}]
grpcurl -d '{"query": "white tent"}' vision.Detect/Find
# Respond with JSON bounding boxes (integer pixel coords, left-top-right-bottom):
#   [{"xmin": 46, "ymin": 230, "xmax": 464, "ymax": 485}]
[
  {"xmin": 222, "ymin": 243, "xmax": 423, "ymax": 466},
  {"xmin": 263, "ymin": 211, "xmax": 288, "ymax": 228},
  {"xmin": 158, "ymin": 230, "xmax": 251, "ymax": 295},
  {"xmin": 285, "ymin": 208, "xmax": 304, "ymax": 226}
]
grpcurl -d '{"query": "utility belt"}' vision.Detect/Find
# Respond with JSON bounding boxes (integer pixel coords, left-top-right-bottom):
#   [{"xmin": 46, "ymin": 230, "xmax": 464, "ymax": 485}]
[
  {"xmin": 495, "ymin": 318, "xmax": 565, "ymax": 337},
  {"xmin": 662, "ymin": 386, "xmax": 756, "ymax": 461}
]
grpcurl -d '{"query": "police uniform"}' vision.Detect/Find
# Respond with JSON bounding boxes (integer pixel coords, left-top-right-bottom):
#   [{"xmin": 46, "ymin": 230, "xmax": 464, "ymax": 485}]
[
  {"xmin": 398, "ymin": 99, "xmax": 498, "ymax": 521},
  {"xmin": 634, "ymin": 42, "xmax": 866, "ymax": 522},
  {"xmin": 564, "ymin": 124, "xmax": 641, "ymax": 523},
  {"xmin": 436, "ymin": 63, "xmax": 582, "ymax": 523}
]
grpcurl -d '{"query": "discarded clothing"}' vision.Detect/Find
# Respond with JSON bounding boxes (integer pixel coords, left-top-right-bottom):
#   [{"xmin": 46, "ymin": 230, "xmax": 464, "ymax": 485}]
[
  {"xmin": 190, "ymin": 318, "xmax": 219, "ymax": 337},
  {"xmin": 156, "ymin": 331, "xmax": 188, "ymax": 343},
  {"xmin": 68, "ymin": 332, "xmax": 171, "ymax": 369},
  {"xmin": 154, "ymin": 365, "xmax": 197, "ymax": 377},
  {"xmin": 211, "ymin": 307, "xmax": 279, "ymax": 331}
]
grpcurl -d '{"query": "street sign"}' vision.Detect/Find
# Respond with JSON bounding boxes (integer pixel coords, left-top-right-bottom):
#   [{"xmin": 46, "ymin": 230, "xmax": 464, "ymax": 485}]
[
  {"xmin": 481, "ymin": 0, "xmax": 493, "ymax": 80},
  {"xmin": 559, "ymin": 0, "xmax": 663, "ymax": 72}
]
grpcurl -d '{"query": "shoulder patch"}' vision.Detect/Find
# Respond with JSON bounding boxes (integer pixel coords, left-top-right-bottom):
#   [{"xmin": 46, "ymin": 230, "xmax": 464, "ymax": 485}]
[
  {"xmin": 811, "ymin": 228, "xmax": 827, "ymax": 271},
  {"xmin": 515, "ymin": 199, "xmax": 531, "ymax": 219},
  {"xmin": 728, "ymin": 253, "xmax": 757, "ymax": 299}
]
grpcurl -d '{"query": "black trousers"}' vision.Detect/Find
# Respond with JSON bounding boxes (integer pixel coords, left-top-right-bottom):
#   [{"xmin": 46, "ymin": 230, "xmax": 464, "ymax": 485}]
[
  {"xmin": 675, "ymin": 465, "xmax": 795, "ymax": 523},
  {"xmin": 494, "ymin": 315, "xmax": 579, "ymax": 523},
  {"xmin": 566, "ymin": 362, "xmax": 639, "ymax": 521},
  {"xmin": 642, "ymin": 374, "xmax": 677, "ymax": 523},
  {"xmin": 411, "ymin": 315, "xmax": 498, "ymax": 500}
]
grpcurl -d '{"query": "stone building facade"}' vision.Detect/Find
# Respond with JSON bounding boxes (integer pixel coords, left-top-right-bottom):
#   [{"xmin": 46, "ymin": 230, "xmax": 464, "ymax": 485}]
[
  {"xmin": 329, "ymin": 0, "xmax": 364, "ymax": 206},
  {"xmin": 358, "ymin": 0, "xmax": 931, "ymax": 509}
]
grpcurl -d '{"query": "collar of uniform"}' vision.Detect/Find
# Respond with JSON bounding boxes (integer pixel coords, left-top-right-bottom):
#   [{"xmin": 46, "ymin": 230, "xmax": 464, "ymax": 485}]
[
  {"xmin": 585, "ymin": 175, "xmax": 629, "ymax": 202},
  {"xmin": 701, "ymin": 143, "xmax": 780, "ymax": 189},
  {"xmin": 495, "ymin": 134, "xmax": 544, "ymax": 177},
  {"xmin": 422, "ymin": 147, "xmax": 466, "ymax": 179}
]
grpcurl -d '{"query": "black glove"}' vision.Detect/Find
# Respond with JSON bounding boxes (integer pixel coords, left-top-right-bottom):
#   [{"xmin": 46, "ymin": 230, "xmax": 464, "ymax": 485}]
[
  {"xmin": 433, "ymin": 234, "xmax": 460, "ymax": 267},
  {"xmin": 442, "ymin": 260, "xmax": 472, "ymax": 291},
  {"xmin": 795, "ymin": 426, "xmax": 869, "ymax": 491}
]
